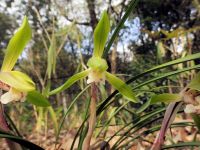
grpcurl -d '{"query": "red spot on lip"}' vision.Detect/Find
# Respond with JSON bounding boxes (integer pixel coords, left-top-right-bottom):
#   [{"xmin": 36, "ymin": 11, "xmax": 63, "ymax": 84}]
[{"xmin": 0, "ymin": 81, "xmax": 10, "ymax": 91}]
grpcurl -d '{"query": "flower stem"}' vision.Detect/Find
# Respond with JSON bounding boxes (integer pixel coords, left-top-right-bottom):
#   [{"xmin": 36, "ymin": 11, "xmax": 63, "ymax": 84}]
[
  {"xmin": 83, "ymin": 83, "xmax": 97, "ymax": 150},
  {"xmin": 0, "ymin": 103, "xmax": 9, "ymax": 132},
  {"xmin": 0, "ymin": 102, "xmax": 21, "ymax": 150}
]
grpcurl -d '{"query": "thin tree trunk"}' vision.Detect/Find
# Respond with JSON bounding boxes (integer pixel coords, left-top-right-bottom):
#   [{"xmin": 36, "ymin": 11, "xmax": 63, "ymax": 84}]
[{"xmin": 86, "ymin": 0, "xmax": 98, "ymax": 30}]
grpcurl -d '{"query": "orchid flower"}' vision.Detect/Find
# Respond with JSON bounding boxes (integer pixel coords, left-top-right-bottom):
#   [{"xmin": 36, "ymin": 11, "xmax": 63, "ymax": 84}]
[
  {"xmin": 182, "ymin": 72, "xmax": 200, "ymax": 114},
  {"xmin": 0, "ymin": 16, "xmax": 35, "ymax": 104},
  {"xmin": 49, "ymin": 11, "xmax": 137, "ymax": 103},
  {"xmin": 150, "ymin": 72, "xmax": 200, "ymax": 150}
]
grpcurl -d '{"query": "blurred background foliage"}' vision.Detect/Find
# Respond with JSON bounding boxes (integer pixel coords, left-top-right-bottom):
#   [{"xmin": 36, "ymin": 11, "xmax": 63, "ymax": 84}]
[{"xmin": 0, "ymin": 0, "xmax": 200, "ymax": 149}]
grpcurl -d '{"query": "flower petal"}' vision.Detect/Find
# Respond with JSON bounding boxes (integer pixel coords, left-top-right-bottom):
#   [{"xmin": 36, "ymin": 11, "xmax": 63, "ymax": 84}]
[
  {"xmin": 184, "ymin": 104, "xmax": 196, "ymax": 114},
  {"xmin": 0, "ymin": 71, "xmax": 35, "ymax": 92},
  {"xmin": 49, "ymin": 69, "xmax": 90, "ymax": 95},
  {"xmin": 93, "ymin": 11, "xmax": 110, "ymax": 57},
  {"xmin": 105, "ymin": 72, "xmax": 138, "ymax": 103},
  {"xmin": 0, "ymin": 88, "xmax": 25, "ymax": 104},
  {"xmin": 1, "ymin": 16, "xmax": 32, "ymax": 71}
]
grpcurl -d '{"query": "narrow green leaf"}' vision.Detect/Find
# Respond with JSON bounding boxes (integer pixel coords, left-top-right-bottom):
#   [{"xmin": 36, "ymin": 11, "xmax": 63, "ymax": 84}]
[
  {"xmin": 4, "ymin": 113, "xmax": 22, "ymax": 137},
  {"xmin": 47, "ymin": 33, "xmax": 57, "ymax": 78},
  {"xmin": 103, "ymin": 0, "xmax": 139, "ymax": 57},
  {"xmin": 0, "ymin": 130, "xmax": 44, "ymax": 150},
  {"xmin": 188, "ymin": 72, "xmax": 200, "ymax": 91},
  {"xmin": 136, "ymin": 99, "xmax": 151, "ymax": 114},
  {"xmin": 56, "ymin": 85, "xmax": 90, "ymax": 142},
  {"xmin": 0, "ymin": 71, "xmax": 35, "ymax": 92},
  {"xmin": 26, "ymin": 90, "xmax": 50, "ymax": 107},
  {"xmin": 150, "ymin": 93, "xmax": 182, "ymax": 104},
  {"xmin": 93, "ymin": 11, "xmax": 110, "ymax": 57},
  {"xmin": 146, "ymin": 53, "xmax": 200, "ymax": 73},
  {"xmin": 48, "ymin": 107, "xmax": 58, "ymax": 134},
  {"xmin": 162, "ymin": 142, "xmax": 200, "ymax": 149},
  {"xmin": 191, "ymin": 114, "xmax": 200, "ymax": 131},
  {"xmin": 97, "ymin": 53, "xmax": 200, "ymax": 115},
  {"xmin": 133, "ymin": 64, "xmax": 200, "ymax": 90},
  {"xmin": 105, "ymin": 72, "xmax": 138, "ymax": 103},
  {"xmin": 1, "ymin": 16, "xmax": 32, "ymax": 71},
  {"xmin": 49, "ymin": 69, "xmax": 89, "ymax": 95}
]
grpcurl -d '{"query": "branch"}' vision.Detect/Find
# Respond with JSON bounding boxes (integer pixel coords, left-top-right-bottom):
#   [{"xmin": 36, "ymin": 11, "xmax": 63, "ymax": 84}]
[{"xmin": 64, "ymin": 15, "xmax": 90, "ymax": 26}]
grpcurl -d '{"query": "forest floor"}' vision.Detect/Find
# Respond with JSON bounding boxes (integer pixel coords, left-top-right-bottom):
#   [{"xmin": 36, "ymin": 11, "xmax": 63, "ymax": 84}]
[{"xmin": 0, "ymin": 117, "xmax": 200, "ymax": 150}]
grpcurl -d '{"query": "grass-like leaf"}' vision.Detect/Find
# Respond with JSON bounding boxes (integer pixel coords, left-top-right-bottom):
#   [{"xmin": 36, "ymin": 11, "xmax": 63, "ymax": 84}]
[
  {"xmin": 48, "ymin": 106, "xmax": 58, "ymax": 134},
  {"xmin": 162, "ymin": 142, "xmax": 200, "ymax": 149},
  {"xmin": 103, "ymin": 0, "xmax": 139, "ymax": 57},
  {"xmin": 0, "ymin": 130, "xmax": 44, "ymax": 150},
  {"xmin": 191, "ymin": 114, "xmax": 200, "ymax": 131},
  {"xmin": 150, "ymin": 93, "xmax": 182, "ymax": 104},
  {"xmin": 98, "ymin": 63, "xmax": 200, "ymax": 115},
  {"xmin": 56, "ymin": 85, "xmax": 90, "ymax": 142}
]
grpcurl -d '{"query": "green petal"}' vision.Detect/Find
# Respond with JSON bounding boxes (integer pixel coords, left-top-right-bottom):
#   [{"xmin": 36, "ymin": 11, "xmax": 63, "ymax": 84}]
[
  {"xmin": 105, "ymin": 72, "xmax": 138, "ymax": 103},
  {"xmin": 0, "ymin": 71, "xmax": 35, "ymax": 92},
  {"xmin": 26, "ymin": 90, "xmax": 50, "ymax": 107},
  {"xmin": 49, "ymin": 69, "xmax": 89, "ymax": 95},
  {"xmin": 150, "ymin": 93, "xmax": 181, "ymax": 104},
  {"xmin": 1, "ymin": 16, "xmax": 32, "ymax": 71},
  {"xmin": 93, "ymin": 11, "xmax": 110, "ymax": 57}
]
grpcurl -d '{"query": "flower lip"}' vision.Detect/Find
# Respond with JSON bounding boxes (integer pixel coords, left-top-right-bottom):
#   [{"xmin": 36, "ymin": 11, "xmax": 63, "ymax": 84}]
[
  {"xmin": 87, "ymin": 68, "xmax": 106, "ymax": 84},
  {"xmin": 0, "ymin": 88, "xmax": 26, "ymax": 104},
  {"xmin": 184, "ymin": 95, "xmax": 200, "ymax": 114},
  {"xmin": 0, "ymin": 81, "xmax": 10, "ymax": 91}
]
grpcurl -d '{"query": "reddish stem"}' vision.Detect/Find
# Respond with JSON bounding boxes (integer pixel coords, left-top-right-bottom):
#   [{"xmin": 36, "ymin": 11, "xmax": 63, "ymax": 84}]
[
  {"xmin": 0, "ymin": 102, "xmax": 21, "ymax": 150},
  {"xmin": 83, "ymin": 83, "xmax": 97, "ymax": 150}
]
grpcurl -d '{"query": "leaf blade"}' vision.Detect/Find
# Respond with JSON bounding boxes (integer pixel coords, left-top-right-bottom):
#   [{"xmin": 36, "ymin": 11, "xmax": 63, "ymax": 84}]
[
  {"xmin": 26, "ymin": 90, "xmax": 50, "ymax": 107},
  {"xmin": 0, "ymin": 130, "xmax": 44, "ymax": 150},
  {"xmin": 150, "ymin": 93, "xmax": 182, "ymax": 104}
]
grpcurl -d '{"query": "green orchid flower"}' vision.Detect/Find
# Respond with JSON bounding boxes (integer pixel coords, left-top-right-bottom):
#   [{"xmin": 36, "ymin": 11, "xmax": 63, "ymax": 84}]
[
  {"xmin": 0, "ymin": 16, "xmax": 35, "ymax": 104},
  {"xmin": 49, "ymin": 11, "xmax": 137, "ymax": 103}
]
